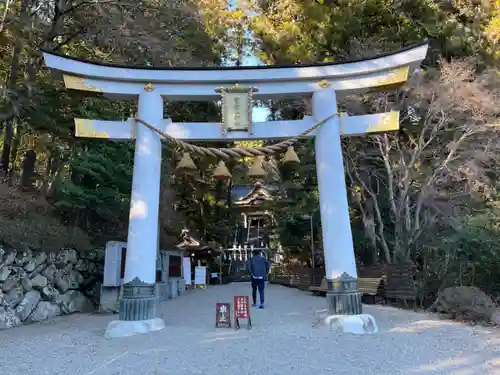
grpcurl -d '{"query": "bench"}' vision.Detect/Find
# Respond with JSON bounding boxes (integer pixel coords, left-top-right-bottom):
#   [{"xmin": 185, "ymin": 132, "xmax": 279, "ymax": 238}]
[
  {"xmin": 308, "ymin": 276, "xmax": 385, "ymax": 301},
  {"xmin": 358, "ymin": 277, "xmax": 385, "ymax": 304},
  {"xmin": 384, "ymin": 263, "xmax": 417, "ymax": 309},
  {"xmin": 289, "ymin": 269, "xmax": 312, "ymax": 291},
  {"xmin": 309, "ymin": 277, "xmax": 327, "ymax": 296},
  {"xmin": 357, "ymin": 265, "xmax": 386, "ymax": 303},
  {"xmin": 289, "ymin": 268, "xmax": 324, "ymax": 291},
  {"xmin": 271, "ymin": 266, "xmax": 324, "ymax": 290},
  {"xmin": 306, "ymin": 264, "xmax": 420, "ymax": 311}
]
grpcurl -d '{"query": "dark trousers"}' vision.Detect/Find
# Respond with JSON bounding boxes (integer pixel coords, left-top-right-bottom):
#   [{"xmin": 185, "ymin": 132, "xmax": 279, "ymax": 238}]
[{"xmin": 251, "ymin": 278, "xmax": 265, "ymax": 305}]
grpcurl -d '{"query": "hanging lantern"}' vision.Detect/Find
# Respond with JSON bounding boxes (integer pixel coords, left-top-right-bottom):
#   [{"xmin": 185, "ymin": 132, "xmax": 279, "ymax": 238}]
[
  {"xmin": 283, "ymin": 146, "xmax": 300, "ymax": 164},
  {"xmin": 177, "ymin": 152, "xmax": 197, "ymax": 173},
  {"xmin": 213, "ymin": 160, "xmax": 232, "ymax": 180},
  {"xmin": 247, "ymin": 157, "xmax": 266, "ymax": 180}
]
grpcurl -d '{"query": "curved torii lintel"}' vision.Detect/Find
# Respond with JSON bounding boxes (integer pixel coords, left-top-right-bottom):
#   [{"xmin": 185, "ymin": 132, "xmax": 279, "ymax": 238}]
[{"xmin": 42, "ymin": 42, "xmax": 428, "ymax": 100}]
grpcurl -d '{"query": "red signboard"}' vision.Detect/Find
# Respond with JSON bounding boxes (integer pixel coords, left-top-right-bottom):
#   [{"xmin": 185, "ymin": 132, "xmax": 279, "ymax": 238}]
[
  {"xmin": 233, "ymin": 296, "xmax": 252, "ymax": 330},
  {"xmin": 215, "ymin": 303, "xmax": 231, "ymax": 328},
  {"xmin": 234, "ymin": 296, "xmax": 250, "ymax": 318}
]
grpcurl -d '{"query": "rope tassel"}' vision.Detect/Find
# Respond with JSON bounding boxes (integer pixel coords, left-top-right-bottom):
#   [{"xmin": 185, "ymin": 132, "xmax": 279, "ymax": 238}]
[
  {"xmin": 213, "ymin": 160, "xmax": 232, "ymax": 180},
  {"xmin": 177, "ymin": 152, "xmax": 197, "ymax": 173},
  {"xmin": 283, "ymin": 146, "xmax": 300, "ymax": 164},
  {"xmin": 247, "ymin": 157, "xmax": 266, "ymax": 180}
]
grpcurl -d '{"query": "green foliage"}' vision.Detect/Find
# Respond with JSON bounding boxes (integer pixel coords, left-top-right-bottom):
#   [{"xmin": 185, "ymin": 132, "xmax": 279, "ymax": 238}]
[
  {"xmin": 53, "ymin": 141, "xmax": 134, "ymax": 239},
  {"xmin": 0, "ymin": 0, "xmax": 223, "ymax": 250},
  {"xmin": 170, "ymin": 147, "xmax": 236, "ymax": 246},
  {"xmin": 264, "ymin": 137, "xmax": 322, "ymax": 256},
  {"xmin": 436, "ymin": 201, "xmax": 500, "ymax": 293},
  {"xmin": 0, "ymin": 0, "xmax": 497, "ymax": 303},
  {"xmin": 196, "ymin": 0, "xmax": 256, "ymax": 65},
  {"xmin": 252, "ymin": 0, "xmax": 498, "ymax": 65}
]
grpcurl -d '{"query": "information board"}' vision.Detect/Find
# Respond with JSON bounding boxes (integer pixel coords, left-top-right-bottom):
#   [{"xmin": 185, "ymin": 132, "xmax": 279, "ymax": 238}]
[
  {"xmin": 233, "ymin": 295, "xmax": 252, "ymax": 330},
  {"xmin": 195, "ymin": 266, "xmax": 207, "ymax": 288},
  {"xmin": 183, "ymin": 257, "xmax": 192, "ymax": 287}
]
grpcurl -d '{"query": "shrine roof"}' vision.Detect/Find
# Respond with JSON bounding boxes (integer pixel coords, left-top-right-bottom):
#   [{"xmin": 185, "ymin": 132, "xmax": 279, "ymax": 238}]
[
  {"xmin": 175, "ymin": 229, "xmax": 209, "ymax": 250},
  {"xmin": 233, "ymin": 182, "xmax": 275, "ymax": 206}
]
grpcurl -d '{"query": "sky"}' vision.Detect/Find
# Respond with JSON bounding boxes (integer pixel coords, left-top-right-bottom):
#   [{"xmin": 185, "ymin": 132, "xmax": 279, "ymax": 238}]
[
  {"xmin": 241, "ymin": 55, "xmax": 270, "ymax": 122},
  {"xmin": 226, "ymin": 0, "xmax": 270, "ymax": 122}
]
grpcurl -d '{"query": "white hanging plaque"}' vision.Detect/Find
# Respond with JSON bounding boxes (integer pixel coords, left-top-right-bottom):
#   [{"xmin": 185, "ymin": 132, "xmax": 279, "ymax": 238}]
[{"xmin": 216, "ymin": 84, "xmax": 258, "ymax": 136}]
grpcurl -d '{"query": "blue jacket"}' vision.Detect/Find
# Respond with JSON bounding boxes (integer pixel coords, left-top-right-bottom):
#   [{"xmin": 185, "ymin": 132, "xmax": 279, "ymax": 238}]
[{"xmin": 246, "ymin": 255, "xmax": 270, "ymax": 279}]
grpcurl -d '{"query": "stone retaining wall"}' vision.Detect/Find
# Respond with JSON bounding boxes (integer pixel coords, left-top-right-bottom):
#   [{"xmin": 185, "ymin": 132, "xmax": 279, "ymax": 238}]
[{"xmin": 0, "ymin": 247, "xmax": 103, "ymax": 329}]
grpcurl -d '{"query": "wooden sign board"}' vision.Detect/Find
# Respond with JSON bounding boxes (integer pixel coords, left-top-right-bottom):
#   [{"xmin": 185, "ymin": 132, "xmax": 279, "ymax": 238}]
[
  {"xmin": 215, "ymin": 303, "xmax": 231, "ymax": 328},
  {"xmin": 234, "ymin": 295, "xmax": 252, "ymax": 330}
]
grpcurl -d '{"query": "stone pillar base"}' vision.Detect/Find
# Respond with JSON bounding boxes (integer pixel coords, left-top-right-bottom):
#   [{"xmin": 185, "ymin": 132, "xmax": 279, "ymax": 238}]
[
  {"xmin": 326, "ymin": 273, "xmax": 363, "ymax": 315},
  {"xmin": 119, "ymin": 278, "xmax": 156, "ymax": 321},
  {"xmin": 105, "ymin": 318, "xmax": 165, "ymax": 339},
  {"xmin": 105, "ymin": 277, "xmax": 165, "ymax": 338},
  {"xmin": 326, "ymin": 290, "xmax": 363, "ymax": 315},
  {"xmin": 314, "ymin": 273, "xmax": 378, "ymax": 334}
]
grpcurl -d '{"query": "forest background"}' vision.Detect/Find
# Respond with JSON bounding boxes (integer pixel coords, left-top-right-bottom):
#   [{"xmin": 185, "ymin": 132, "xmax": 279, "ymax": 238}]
[{"xmin": 0, "ymin": 0, "xmax": 499, "ymax": 296}]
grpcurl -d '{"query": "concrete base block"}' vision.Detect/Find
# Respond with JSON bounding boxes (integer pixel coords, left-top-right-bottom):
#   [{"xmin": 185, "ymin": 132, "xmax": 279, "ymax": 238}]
[
  {"xmin": 314, "ymin": 309, "xmax": 378, "ymax": 334},
  {"xmin": 99, "ymin": 286, "xmax": 121, "ymax": 313},
  {"xmin": 105, "ymin": 318, "xmax": 165, "ymax": 339}
]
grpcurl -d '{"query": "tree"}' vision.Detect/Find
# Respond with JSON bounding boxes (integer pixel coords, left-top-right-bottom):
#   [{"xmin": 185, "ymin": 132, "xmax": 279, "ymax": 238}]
[
  {"xmin": 0, "ymin": 0, "xmax": 220, "ymax": 177},
  {"xmin": 251, "ymin": 0, "xmax": 499, "ymax": 65},
  {"xmin": 53, "ymin": 141, "xmax": 134, "ymax": 241},
  {"xmin": 196, "ymin": 0, "xmax": 256, "ymax": 65},
  {"xmin": 345, "ymin": 60, "xmax": 500, "ymax": 263},
  {"xmin": 247, "ymin": 0, "xmax": 500, "ymax": 268},
  {"xmin": 0, "ymin": 0, "xmax": 224, "ymax": 249}
]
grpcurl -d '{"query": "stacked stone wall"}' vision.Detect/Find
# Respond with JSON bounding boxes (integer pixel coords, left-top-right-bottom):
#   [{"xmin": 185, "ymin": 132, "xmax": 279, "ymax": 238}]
[{"xmin": 0, "ymin": 247, "xmax": 103, "ymax": 329}]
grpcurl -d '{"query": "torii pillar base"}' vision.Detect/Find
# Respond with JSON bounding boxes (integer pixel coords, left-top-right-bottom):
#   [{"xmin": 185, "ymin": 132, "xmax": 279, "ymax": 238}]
[
  {"xmin": 315, "ymin": 276, "xmax": 378, "ymax": 334},
  {"xmin": 325, "ymin": 274, "xmax": 363, "ymax": 316},
  {"xmin": 105, "ymin": 279, "xmax": 165, "ymax": 339},
  {"xmin": 105, "ymin": 318, "xmax": 165, "ymax": 339},
  {"xmin": 319, "ymin": 275, "xmax": 378, "ymax": 334},
  {"xmin": 316, "ymin": 312, "xmax": 379, "ymax": 334}
]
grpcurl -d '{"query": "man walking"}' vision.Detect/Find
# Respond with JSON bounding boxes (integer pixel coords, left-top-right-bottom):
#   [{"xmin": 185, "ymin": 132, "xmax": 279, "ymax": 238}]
[{"xmin": 246, "ymin": 249, "xmax": 270, "ymax": 309}]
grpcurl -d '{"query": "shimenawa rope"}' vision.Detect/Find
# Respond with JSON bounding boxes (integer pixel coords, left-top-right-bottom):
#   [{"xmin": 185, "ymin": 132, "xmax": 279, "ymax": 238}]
[{"xmin": 133, "ymin": 112, "xmax": 343, "ymax": 160}]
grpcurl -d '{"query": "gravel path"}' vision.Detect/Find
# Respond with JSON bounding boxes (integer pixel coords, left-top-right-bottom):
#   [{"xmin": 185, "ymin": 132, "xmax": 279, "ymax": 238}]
[{"xmin": 1, "ymin": 282, "xmax": 499, "ymax": 375}]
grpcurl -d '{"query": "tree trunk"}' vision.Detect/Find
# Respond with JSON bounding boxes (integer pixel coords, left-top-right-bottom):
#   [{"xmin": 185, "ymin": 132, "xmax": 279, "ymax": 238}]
[
  {"xmin": 1, "ymin": 38, "xmax": 22, "ymax": 174},
  {"xmin": 1, "ymin": 119, "xmax": 13, "ymax": 176},
  {"xmin": 20, "ymin": 149, "xmax": 37, "ymax": 190},
  {"xmin": 8, "ymin": 121, "xmax": 22, "ymax": 177}
]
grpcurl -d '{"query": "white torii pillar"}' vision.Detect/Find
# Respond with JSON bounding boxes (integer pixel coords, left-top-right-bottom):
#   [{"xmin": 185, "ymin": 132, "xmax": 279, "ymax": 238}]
[
  {"xmin": 42, "ymin": 42, "xmax": 428, "ymax": 337},
  {"xmin": 105, "ymin": 89, "xmax": 166, "ymax": 337},
  {"xmin": 314, "ymin": 88, "xmax": 367, "ymax": 329}
]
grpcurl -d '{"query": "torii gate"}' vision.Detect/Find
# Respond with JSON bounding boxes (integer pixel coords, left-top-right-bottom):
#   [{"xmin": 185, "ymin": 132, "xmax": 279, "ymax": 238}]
[{"xmin": 43, "ymin": 42, "xmax": 428, "ymax": 337}]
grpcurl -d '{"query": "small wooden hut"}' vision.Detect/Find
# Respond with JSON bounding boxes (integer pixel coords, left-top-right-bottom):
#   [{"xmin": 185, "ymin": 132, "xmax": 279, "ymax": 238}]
[{"xmin": 175, "ymin": 229, "xmax": 225, "ymax": 284}]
